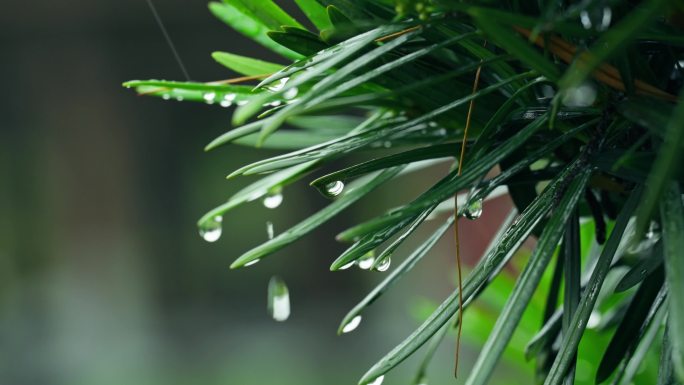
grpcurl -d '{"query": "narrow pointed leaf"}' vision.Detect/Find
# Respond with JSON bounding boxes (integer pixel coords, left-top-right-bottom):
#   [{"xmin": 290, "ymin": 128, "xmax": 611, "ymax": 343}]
[
  {"xmin": 660, "ymin": 181, "xmax": 684, "ymax": 382},
  {"xmin": 211, "ymin": 52, "xmax": 284, "ymax": 76}
]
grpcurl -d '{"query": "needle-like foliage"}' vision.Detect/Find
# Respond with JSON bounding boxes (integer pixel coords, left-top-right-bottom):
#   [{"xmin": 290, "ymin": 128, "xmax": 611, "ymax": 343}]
[{"xmin": 125, "ymin": 0, "xmax": 684, "ymax": 384}]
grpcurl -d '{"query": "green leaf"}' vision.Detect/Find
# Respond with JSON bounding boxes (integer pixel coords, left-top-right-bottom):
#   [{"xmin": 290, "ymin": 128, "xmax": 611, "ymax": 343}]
[
  {"xmin": 464, "ymin": 167, "xmax": 591, "ymax": 385},
  {"xmin": 613, "ymin": 287, "xmax": 668, "ymax": 385},
  {"xmin": 257, "ymin": 26, "xmax": 422, "ymax": 143},
  {"xmin": 543, "ymin": 185, "xmax": 644, "ymax": 385},
  {"xmin": 232, "ymin": 129, "xmax": 342, "ymax": 149},
  {"xmin": 596, "ymin": 267, "xmax": 665, "ymax": 383},
  {"xmin": 337, "ymin": 215, "xmax": 454, "ymax": 334},
  {"xmin": 267, "ymin": 28, "xmax": 329, "ymax": 56},
  {"xmin": 635, "ymin": 94, "xmax": 684, "ymax": 241},
  {"xmin": 559, "ymin": 0, "xmax": 671, "ymax": 89},
  {"xmin": 294, "ymin": 0, "xmax": 332, "ymax": 31},
  {"xmin": 122, "ymin": 79, "xmax": 256, "ymax": 104},
  {"xmin": 229, "ymin": 166, "xmax": 404, "ymax": 269},
  {"xmin": 660, "ymin": 181, "xmax": 684, "ymax": 382},
  {"xmin": 468, "ymin": 8, "xmax": 561, "ymax": 81},
  {"xmin": 358, "ymin": 161, "xmax": 585, "ymax": 385},
  {"xmin": 197, "ymin": 161, "xmax": 319, "ymax": 229},
  {"xmin": 232, "ymin": 22, "xmax": 410, "ymax": 125},
  {"xmin": 208, "ymin": 2, "xmax": 300, "ymax": 59},
  {"xmin": 614, "ymin": 242, "xmax": 663, "ymax": 293},
  {"xmin": 211, "ymin": 52, "xmax": 284, "ymax": 76},
  {"xmin": 225, "ymin": 0, "xmax": 303, "ymax": 31},
  {"xmin": 229, "ymin": 71, "xmax": 536, "ymax": 177},
  {"xmin": 310, "ymin": 144, "xmax": 455, "ymax": 192},
  {"xmin": 561, "ymin": 210, "xmax": 581, "ymax": 385},
  {"xmin": 658, "ymin": 325, "xmax": 676, "ymax": 385}
]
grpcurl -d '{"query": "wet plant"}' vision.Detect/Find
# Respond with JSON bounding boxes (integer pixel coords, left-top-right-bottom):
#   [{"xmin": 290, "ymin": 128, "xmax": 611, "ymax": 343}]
[{"xmin": 125, "ymin": 0, "xmax": 684, "ymax": 384}]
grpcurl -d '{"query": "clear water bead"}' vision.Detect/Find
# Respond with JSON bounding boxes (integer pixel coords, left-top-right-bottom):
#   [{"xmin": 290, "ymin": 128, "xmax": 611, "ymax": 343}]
[
  {"xmin": 375, "ymin": 257, "xmax": 391, "ymax": 272},
  {"xmin": 465, "ymin": 198, "xmax": 483, "ymax": 220},
  {"xmin": 368, "ymin": 375, "xmax": 385, "ymax": 385},
  {"xmin": 324, "ymin": 181, "xmax": 345, "ymax": 197},
  {"xmin": 203, "ymin": 92, "xmax": 216, "ymax": 104},
  {"xmin": 263, "ymin": 192, "xmax": 283, "ymax": 209},
  {"xmin": 342, "ymin": 315, "xmax": 362, "ymax": 333},
  {"xmin": 199, "ymin": 216, "xmax": 222, "ymax": 242},
  {"xmin": 357, "ymin": 253, "xmax": 374, "ymax": 270}
]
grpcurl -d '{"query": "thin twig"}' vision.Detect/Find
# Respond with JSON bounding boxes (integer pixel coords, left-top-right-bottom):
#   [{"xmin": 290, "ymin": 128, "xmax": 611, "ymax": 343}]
[
  {"xmin": 375, "ymin": 25, "xmax": 422, "ymax": 42},
  {"xmin": 453, "ymin": 41, "xmax": 486, "ymax": 378}
]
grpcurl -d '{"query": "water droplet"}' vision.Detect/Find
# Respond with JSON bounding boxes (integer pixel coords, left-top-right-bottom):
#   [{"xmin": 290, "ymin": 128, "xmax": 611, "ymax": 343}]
[
  {"xmin": 203, "ymin": 92, "xmax": 216, "ymax": 104},
  {"xmin": 324, "ymin": 181, "xmax": 345, "ymax": 197},
  {"xmin": 175, "ymin": 95, "xmax": 184, "ymax": 101},
  {"xmin": 268, "ymin": 77, "xmax": 289, "ymax": 92},
  {"xmin": 342, "ymin": 315, "xmax": 362, "ymax": 333},
  {"xmin": 283, "ymin": 87, "xmax": 298, "ymax": 99},
  {"xmin": 368, "ymin": 375, "xmax": 385, "ymax": 385},
  {"xmin": 357, "ymin": 253, "xmax": 374, "ymax": 270},
  {"xmin": 562, "ymin": 83, "xmax": 596, "ymax": 107},
  {"xmin": 269, "ymin": 100, "xmax": 282, "ymax": 107},
  {"xmin": 162, "ymin": 93, "xmax": 171, "ymax": 100},
  {"xmin": 268, "ymin": 276, "xmax": 290, "ymax": 322},
  {"xmin": 266, "ymin": 221, "xmax": 274, "ymax": 240},
  {"xmin": 465, "ymin": 198, "xmax": 483, "ymax": 220},
  {"xmin": 375, "ymin": 257, "xmax": 391, "ymax": 272},
  {"xmin": 599, "ymin": 7, "xmax": 612, "ymax": 31},
  {"xmin": 580, "ymin": 11, "xmax": 592, "ymax": 29},
  {"xmin": 383, "ymin": 141, "xmax": 392, "ymax": 148},
  {"xmin": 245, "ymin": 259, "xmax": 260, "ymax": 267},
  {"xmin": 338, "ymin": 261, "xmax": 355, "ymax": 270},
  {"xmin": 199, "ymin": 216, "xmax": 222, "ymax": 242},
  {"xmin": 263, "ymin": 192, "xmax": 283, "ymax": 209},
  {"xmin": 580, "ymin": 7, "xmax": 612, "ymax": 31},
  {"xmin": 220, "ymin": 94, "xmax": 235, "ymax": 107},
  {"xmin": 237, "ymin": 100, "xmax": 248, "ymax": 106}
]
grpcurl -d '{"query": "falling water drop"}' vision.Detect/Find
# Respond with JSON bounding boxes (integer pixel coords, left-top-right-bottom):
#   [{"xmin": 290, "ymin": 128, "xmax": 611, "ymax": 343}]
[
  {"xmin": 267, "ymin": 276, "xmax": 290, "ymax": 322},
  {"xmin": 266, "ymin": 221, "xmax": 274, "ymax": 240},
  {"xmin": 342, "ymin": 315, "xmax": 362, "ymax": 333},
  {"xmin": 324, "ymin": 181, "xmax": 345, "ymax": 197},
  {"xmin": 199, "ymin": 216, "xmax": 222, "ymax": 242},
  {"xmin": 357, "ymin": 253, "xmax": 375, "ymax": 270},
  {"xmin": 465, "ymin": 198, "xmax": 483, "ymax": 220},
  {"xmin": 203, "ymin": 92, "xmax": 216, "ymax": 104},
  {"xmin": 368, "ymin": 375, "xmax": 385, "ymax": 385},
  {"xmin": 375, "ymin": 257, "xmax": 391, "ymax": 272},
  {"xmin": 263, "ymin": 192, "xmax": 283, "ymax": 209}
]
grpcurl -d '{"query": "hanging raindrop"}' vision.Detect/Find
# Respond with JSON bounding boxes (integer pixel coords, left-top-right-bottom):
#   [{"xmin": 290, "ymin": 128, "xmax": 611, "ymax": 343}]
[
  {"xmin": 367, "ymin": 375, "xmax": 385, "ymax": 385},
  {"xmin": 199, "ymin": 215, "xmax": 222, "ymax": 242},
  {"xmin": 338, "ymin": 261, "xmax": 355, "ymax": 270},
  {"xmin": 267, "ymin": 276, "xmax": 290, "ymax": 322},
  {"xmin": 375, "ymin": 257, "xmax": 391, "ymax": 272},
  {"xmin": 341, "ymin": 315, "xmax": 362, "ymax": 333},
  {"xmin": 324, "ymin": 181, "xmax": 345, "ymax": 197},
  {"xmin": 357, "ymin": 252, "xmax": 375, "ymax": 270},
  {"xmin": 263, "ymin": 192, "xmax": 283, "ymax": 209},
  {"xmin": 465, "ymin": 198, "xmax": 483, "ymax": 220}
]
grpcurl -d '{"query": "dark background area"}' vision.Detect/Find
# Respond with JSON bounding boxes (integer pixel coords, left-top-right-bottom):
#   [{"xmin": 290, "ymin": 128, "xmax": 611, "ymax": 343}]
[{"xmin": 0, "ymin": 1, "xmax": 515, "ymax": 384}]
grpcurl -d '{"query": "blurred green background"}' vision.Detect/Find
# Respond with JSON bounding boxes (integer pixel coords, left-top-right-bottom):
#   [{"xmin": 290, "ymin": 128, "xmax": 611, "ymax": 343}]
[{"xmin": 1, "ymin": 1, "xmax": 655, "ymax": 385}]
